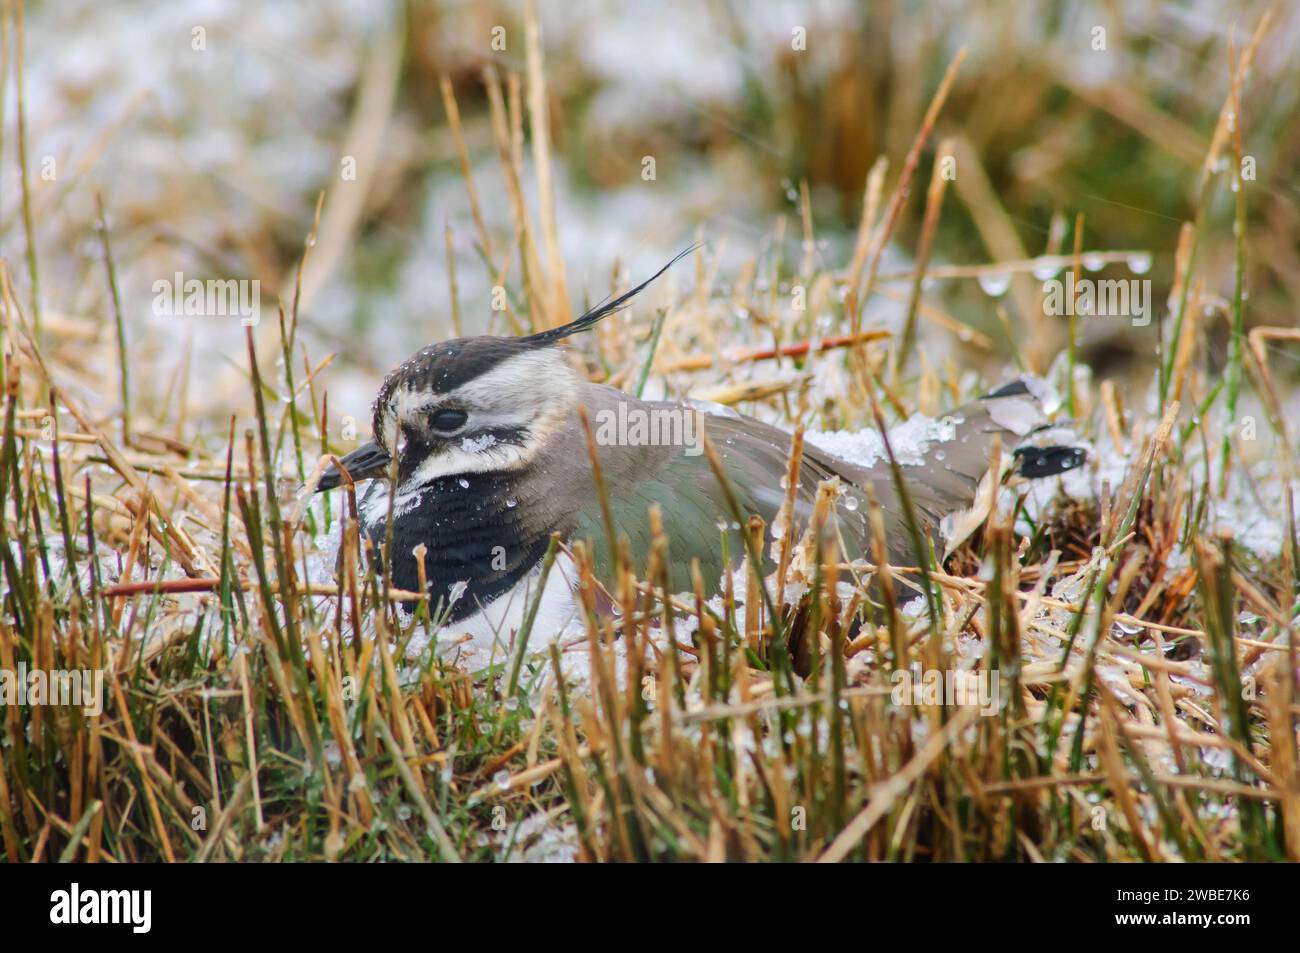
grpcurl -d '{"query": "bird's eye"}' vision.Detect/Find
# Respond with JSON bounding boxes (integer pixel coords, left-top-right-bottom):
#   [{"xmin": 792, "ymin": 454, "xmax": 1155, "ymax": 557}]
[{"xmin": 430, "ymin": 408, "xmax": 468, "ymax": 432}]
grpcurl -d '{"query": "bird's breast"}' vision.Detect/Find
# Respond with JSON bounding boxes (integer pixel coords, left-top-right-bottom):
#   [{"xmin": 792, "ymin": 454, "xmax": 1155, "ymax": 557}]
[{"xmin": 360, "ymin": 472, "xmax": 560, "ymax": 624}]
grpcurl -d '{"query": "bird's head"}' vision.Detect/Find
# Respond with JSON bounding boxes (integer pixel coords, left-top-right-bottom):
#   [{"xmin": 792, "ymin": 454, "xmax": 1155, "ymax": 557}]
[{"xmin": 318, "ymin": 246, "xmax": 695, "ymax": 494}]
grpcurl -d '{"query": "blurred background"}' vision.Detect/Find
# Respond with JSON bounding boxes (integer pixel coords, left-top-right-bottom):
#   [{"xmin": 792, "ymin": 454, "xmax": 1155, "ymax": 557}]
[{"xmin": 3, "ymin": 0, "xmax": 1298, "ymax": 439}]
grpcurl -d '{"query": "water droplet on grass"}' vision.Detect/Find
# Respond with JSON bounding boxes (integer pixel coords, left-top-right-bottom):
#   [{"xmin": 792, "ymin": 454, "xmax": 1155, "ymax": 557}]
[{"xmin": 977, "ymin": 271, "xmax": 1011, "ymax": 297}]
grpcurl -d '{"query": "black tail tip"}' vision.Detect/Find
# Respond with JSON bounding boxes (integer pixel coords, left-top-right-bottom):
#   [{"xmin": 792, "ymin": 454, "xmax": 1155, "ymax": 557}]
[{"xmin": 1013, "ymin": 445, "xmax": 1087, "ymax": 479}]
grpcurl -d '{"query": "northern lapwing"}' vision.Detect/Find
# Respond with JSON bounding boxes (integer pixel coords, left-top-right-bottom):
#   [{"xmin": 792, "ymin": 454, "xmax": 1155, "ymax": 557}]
[{"xmin": 318, "ymin": 252, "xmax": 1085, "ymax": 654}]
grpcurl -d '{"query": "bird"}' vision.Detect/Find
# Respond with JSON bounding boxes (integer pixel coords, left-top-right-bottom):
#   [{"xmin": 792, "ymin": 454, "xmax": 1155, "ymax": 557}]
[{"xmin": 317, "ymin": 251, "xmax": 1086, "ymax": 657}]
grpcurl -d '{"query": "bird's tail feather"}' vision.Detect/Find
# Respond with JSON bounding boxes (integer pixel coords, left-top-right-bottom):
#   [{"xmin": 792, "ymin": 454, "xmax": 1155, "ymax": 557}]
[{"xmin": 931, "ymin": 376, "xmax": 1088, "ymax": 553}]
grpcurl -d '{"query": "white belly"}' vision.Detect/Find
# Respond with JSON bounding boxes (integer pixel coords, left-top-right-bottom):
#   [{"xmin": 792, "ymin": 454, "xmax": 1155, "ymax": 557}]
[{"xmin": 430, "ymin": 551, "xmax": 582, "ymax": 664}]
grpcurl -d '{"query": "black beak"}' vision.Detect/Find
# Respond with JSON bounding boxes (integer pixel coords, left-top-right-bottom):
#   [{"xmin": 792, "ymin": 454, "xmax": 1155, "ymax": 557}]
[{"xmin": 317, "ymin": 441, "xmax": 392, "ymax": 492}]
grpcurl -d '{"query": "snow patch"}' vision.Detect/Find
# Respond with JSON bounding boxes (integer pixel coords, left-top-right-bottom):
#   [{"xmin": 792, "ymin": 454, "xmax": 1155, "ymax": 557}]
[{"xmin": 805, "ymin": 412, "xmax": 961, "ymax": 469}]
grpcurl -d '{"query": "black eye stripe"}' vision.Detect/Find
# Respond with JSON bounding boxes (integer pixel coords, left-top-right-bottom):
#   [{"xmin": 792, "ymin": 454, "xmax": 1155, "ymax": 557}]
[{"xmin": 430, "ymin": 408, "xmax": 468, "ymax": 432}]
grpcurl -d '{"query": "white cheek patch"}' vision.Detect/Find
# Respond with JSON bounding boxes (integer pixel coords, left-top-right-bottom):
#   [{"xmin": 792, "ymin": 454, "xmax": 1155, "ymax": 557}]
[{"xmin": 405, "ymin": 441, "xmax": 529, "ymax": 489}]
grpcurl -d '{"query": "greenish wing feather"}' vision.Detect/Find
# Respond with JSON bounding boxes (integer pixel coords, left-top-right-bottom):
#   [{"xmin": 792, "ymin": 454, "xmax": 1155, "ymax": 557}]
[
  {"xmin": 571, "ymin": 409, "xmax": 875, "ymax": 593},
  {"xmin": 571, "ymin": 443, "xmax": 745, "ymax": 592}
]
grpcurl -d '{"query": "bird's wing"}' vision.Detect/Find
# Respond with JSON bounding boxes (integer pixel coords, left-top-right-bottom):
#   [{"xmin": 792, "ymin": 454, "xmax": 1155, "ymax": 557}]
[
  {"xmin": 554, "ymin": 386, "xmax": 875, "ymax": 592},
  {"xmin": 546, "ymin": 380, "xmax": 1079, "ymax": 592}
]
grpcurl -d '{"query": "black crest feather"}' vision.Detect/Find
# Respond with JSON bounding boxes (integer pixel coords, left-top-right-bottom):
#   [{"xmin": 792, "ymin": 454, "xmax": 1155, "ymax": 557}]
[{"xmin": 522, "ymin": 243, "xmax": 700, "ymax": 347}]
